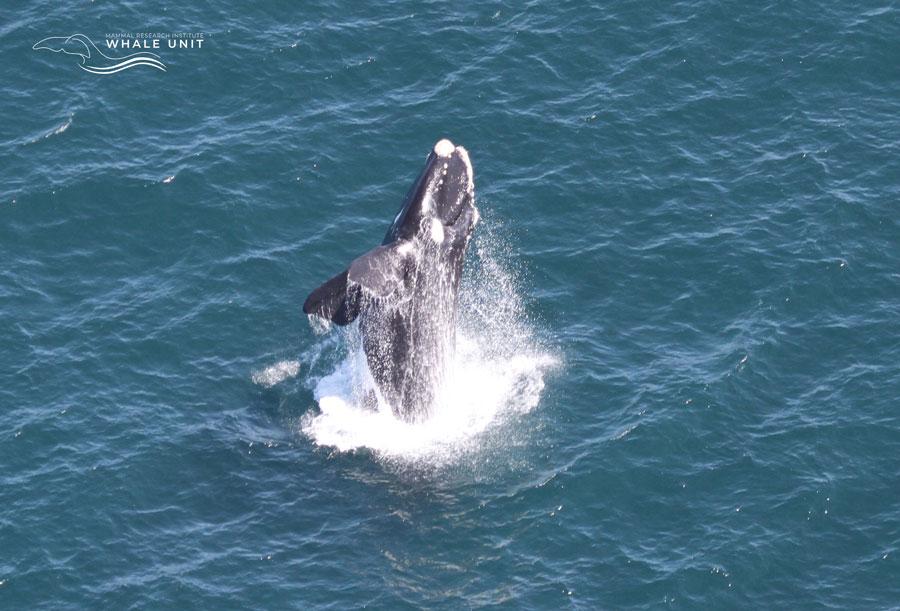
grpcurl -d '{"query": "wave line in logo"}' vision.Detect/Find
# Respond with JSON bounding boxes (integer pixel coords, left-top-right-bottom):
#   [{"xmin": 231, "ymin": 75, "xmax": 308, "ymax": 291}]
[{"xmin": 33, "ymin": 33, "xmax": 166, "ymax": 74}]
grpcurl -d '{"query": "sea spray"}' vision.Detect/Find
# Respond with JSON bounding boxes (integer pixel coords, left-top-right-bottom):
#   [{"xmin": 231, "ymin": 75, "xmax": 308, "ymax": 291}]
[
  {"xmin": 301, "ymin": 215, "xmax": 556, "ymax": 462},
  {"xmin": 251, "ymin": 360, "xmax": 301, "ymax": 388}
]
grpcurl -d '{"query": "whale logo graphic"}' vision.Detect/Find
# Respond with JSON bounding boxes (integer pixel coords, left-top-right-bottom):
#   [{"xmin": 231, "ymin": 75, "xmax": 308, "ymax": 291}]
[{"xmin": 33, "ymin": 33, "xmax": 166, "ymax": 75}]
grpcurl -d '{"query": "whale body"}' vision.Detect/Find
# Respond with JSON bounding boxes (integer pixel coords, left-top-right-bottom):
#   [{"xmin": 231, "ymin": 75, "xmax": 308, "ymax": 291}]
[{"xmin": 304, "ymin": 139, "xmax": 479, "ymax": 422}]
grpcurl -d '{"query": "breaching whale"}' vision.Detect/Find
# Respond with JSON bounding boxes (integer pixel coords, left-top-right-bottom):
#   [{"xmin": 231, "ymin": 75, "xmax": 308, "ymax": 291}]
[{"xmin": 304, "ymin": 139, "xmax": 479, "ymax": 422}]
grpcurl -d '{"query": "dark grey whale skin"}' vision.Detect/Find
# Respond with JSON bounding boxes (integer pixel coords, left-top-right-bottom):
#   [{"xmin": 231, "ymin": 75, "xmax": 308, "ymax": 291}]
[{"xmin": 304, "ymin": 140, "xmax": 478, "ymax": 421}]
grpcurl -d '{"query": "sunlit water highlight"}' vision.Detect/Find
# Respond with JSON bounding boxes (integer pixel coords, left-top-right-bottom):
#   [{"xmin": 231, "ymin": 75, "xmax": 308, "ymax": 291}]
[{"xmin": 3, "ymin": 1, "xmax": 899, "ymax": 607}]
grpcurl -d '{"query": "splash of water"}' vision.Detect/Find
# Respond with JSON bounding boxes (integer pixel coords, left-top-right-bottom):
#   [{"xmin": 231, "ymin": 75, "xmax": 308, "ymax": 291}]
[
  {"xmin": 252, "ymin": 360, "xmax": 300, "ymax": 388},
  {"xmin": 301, "ymin": 218, "xmax": 556, "ymax": 462}
]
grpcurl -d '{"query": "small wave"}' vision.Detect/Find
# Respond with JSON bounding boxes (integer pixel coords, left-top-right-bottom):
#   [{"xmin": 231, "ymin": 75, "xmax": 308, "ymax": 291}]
[
  {"xmin": 26, "ymin": 115, "xmax": 73, "ymax": 144},
  {"xmin": 49, "ymin": 116, "xmax": 72, "ymax": 137},
  {"xmin": 252, "ymin": 360, "xmax": 300, "ymax": 388}
]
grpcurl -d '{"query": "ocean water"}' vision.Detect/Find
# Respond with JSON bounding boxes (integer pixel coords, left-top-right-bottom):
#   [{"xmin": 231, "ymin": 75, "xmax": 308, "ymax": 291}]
[{"xmin": 2, "ymin": 1, "xmax": 899, "ymax": 608}]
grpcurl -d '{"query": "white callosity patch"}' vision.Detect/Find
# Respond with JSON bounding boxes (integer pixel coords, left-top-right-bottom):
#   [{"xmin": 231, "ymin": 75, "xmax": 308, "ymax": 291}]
[
  {"xmin": 456, "ymin": 146, "xmax": 475, "ymax": 194},
  {"xmin": 430, "ymin": 218, "xmax": 445, "ymax": 243},
  {"xmin": 396, "ymin": 241, "xmax": 416, "ymax": 257},
  {"xmin": 421, "ymin": 191, "xmax": 433, "ymax": 214},
  {"xmin": 433, "ymin": 138, "xmax": 455, "ymax": 157}
]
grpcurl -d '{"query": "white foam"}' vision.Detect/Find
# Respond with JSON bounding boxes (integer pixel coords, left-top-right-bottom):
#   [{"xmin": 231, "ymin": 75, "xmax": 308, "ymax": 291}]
[
  {"xmin": 50, "ymin": 116, "xmax": 72, "ymax": 137},
  {"xmin": 430, "ymin": 218, "xmax": 445, "ymax": 243},
  {"xmin": 28, "ymin": 114, "xmax": 73, "ymax": 144},
  {"xmin": 302, "ymin": 335, "xmax": 554, "ymax": 459},
  {"xmin": 301, "ymin": 222, "xmax": 556, "ymax": 464},
  {"xmin": 307, "ymin": 314, "xmax": 332, "ymax": 335},
  {"xmin": 252, "ymin": 360, "xmax": 300, "ymax": 387}
]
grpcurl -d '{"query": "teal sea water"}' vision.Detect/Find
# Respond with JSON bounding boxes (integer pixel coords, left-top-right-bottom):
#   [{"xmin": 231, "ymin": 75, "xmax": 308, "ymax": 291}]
[{"xmin": 2, "ymin": 1, "xmax": 899, "ymax": 608}]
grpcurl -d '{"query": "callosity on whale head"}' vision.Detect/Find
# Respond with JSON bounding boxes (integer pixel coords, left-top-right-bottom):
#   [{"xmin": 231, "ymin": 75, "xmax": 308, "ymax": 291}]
[
  {"xmin": 303, "ymin": 139, "xmax": 479, "ymax": 421},
  {"xmin": 385, "ymin": 139, "xmax": 476, "ymax": 243}
]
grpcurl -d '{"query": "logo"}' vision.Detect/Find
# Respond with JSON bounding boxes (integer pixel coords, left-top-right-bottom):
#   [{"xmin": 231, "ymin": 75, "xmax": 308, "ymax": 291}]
[
  {"xmin": 33, "ymin": 33, "xmax": 166, "ymax": 74},
  {"xmin": 33, "ymin": 32, "xmax": 204, "ymax": 75}
]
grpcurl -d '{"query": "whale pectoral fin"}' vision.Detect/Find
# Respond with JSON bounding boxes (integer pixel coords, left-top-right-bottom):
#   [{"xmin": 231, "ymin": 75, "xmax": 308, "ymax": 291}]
[
  {"xmin": 304, "ymin": 241, "xmax": 413, "ymax": 326},
  {"xmin": 303, "ymin": 269, "xmax": 360, "ymax": 326},
  {"xmin": 348, "ymin": 241, "xmax": 413, "ymax": 299}
]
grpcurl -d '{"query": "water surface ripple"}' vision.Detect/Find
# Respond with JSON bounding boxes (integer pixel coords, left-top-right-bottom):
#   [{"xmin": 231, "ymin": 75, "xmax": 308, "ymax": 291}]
[{"xmin": 1, "ymin": 1, "xmax": 898, "ymax": 608}]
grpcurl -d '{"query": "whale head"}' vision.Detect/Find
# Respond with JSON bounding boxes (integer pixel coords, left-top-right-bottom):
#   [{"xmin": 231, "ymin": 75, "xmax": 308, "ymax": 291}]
[
  {"xmin": 33, "ymin": 35, "xmax": 91, "ymax": 61},
  {"xmin": 385, "ymin": 138, "xmax": 475, "ymax": 243}
]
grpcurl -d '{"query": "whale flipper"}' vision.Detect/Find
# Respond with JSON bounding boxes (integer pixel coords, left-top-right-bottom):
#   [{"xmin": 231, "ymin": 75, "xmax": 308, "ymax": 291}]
[
  {"xmin": 304, "ymin": 240, "xmax": 413, "ymax": 325},
  {"xmin": 348, "ymin": 242, "xmax": 413, "ymax": 299},
  {"xmin": 303, "ymin": 269, "xmax": 358, "ymax": 325}
]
